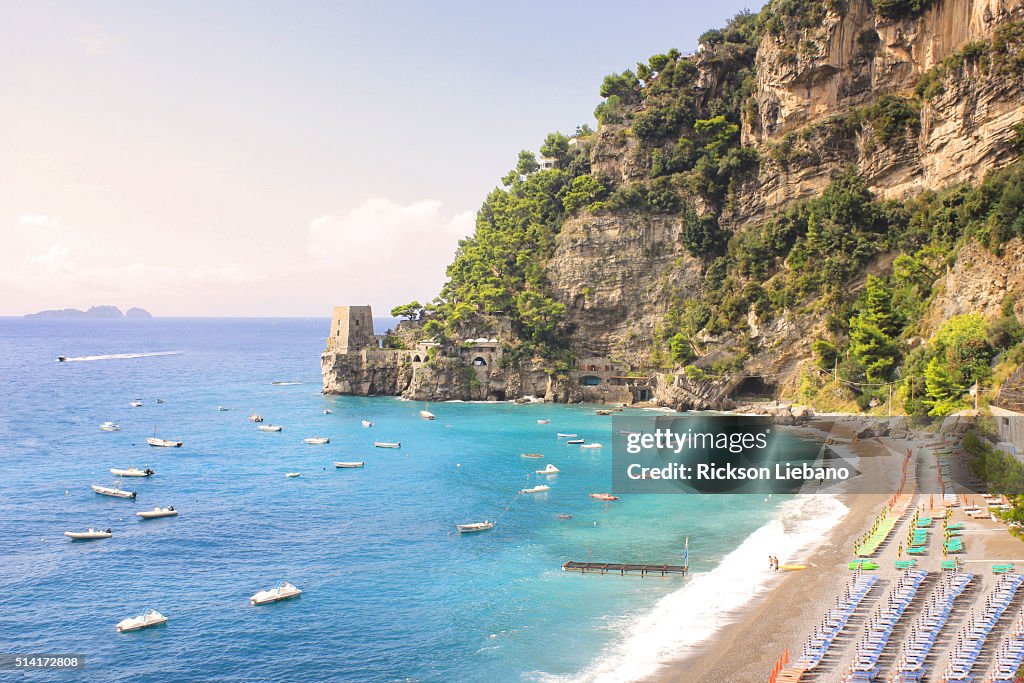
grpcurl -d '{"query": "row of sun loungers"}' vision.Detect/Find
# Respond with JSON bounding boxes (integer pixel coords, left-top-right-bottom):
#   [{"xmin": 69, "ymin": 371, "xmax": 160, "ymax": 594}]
[
  {"xmin": 844, "ymin": 570, "xmax": 928, "ymax": 682},
  {"xmin": 942, "ymin": 573, "xmax": 1024, "ymax": 681},
  {"xmin": 891, "ymin": 571, "xmax": 975, "ymax": 682},
  {"xmin": 988, "ymin": 608, "xmax": 1024, "ymax": 683},
  {"xmin": 774, "ymin": 573, "xmax": 880, "ymax": 682}
]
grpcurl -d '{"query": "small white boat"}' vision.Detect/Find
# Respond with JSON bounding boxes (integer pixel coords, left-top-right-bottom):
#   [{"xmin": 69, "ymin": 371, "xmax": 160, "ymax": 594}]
[
  {"xmin": 217, "ymin": 406, "xmax": 230, "ymax": 411},
  {"xmin": 520, "ymin": 485, "xmax": 550, "ymax": 494},
  {"xmin": 137, "ymin": 506, "xmax": 177, "ymax": 519},
  {"xmin": 580, "ymin": 443, "xmax": 603, "ymax": 449},
  {"xmin": 537, "ymin": 464, "xmax": 560, "ymax": 475},
  {"xmin": 155, "ymin": 399, "xmax": 166, "ymax": 404},
  {"xmin": 566, "ymin": 439, "xmax": 584, "ymax": 445},
  {"xmin": 257, "ymin": 424, "xmax": 283, "ymax": 432},
  {"xmin": 334, "ymin": 461, "xmax": 365, "ymax": 468},
  {"xmin": 271, "ymin": 381, "xmax": 301, "ymax": 386},
  {"xmin": 110, "ymin": 467, "xmax": 154, "ymax": 477},
  {"xmin": 556, "ymin": 433, "xmax": 578, "ymax": 438},
  {"xmin": 285, "ymin": 472, "xmax": 301, "ymax": 478},
  {"xmin": 520, "ymin": 453, "xmax": 544, "ymax": 459},
  {"xmin": 64, "ymin": 527, "xmax": 112, "ymax": 540},
  {"xmin": 324, "ymin": 409, "xmax": 333, "ymax": 414},
  {"xmin": 361, "ymin": 420, "xmax": 373, "ymax": 428},
  {"xmin": 100, "ymin": 421, "xmax": 121, "ymax": 432},
  {"xmin": 91, "ymin": 483, "xmax": 136, "ymax": 499},
  {"xmin": 374, "ymin": 441, "xmax": 400, "ymax": 449},
  {"xmin": 419, "ymin": 410, "xmax": 436, "ymax": 420},
  {"xmin": 537, "ymin": 419, "xmax": 550, "ymax": 424},
  {"xmin": 116, "ymin": 608, "xmax": 167, "ymax": 632},
  {"xmin": 303, "ymin": 437, "xmax": 330, "ymax": 445},
  {"xmin": 249, "ymin": 414, "xmax": 264, "ymax": 423},
  {"xmin": 456, "ymin": 521, "xmax": 494, "ymax": 533},
  {"xmin": 590, "ymin": 493, "xmax": 619, "ymax": 501},
  {"xmin": 147, "ymin": 437, "xmax": 183, "ymax": 447},
  {"xmin": 129, "ymin": 400, "xmax": 143, "ymax": 408},
  {"xmin": 250, "ymin": 580, "xmax": 302, "ymax": 605}
]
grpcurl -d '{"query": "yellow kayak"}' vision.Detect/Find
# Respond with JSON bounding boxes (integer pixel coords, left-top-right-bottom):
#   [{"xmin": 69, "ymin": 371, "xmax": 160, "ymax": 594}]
[{"xmin": 779, "ymin": 564, "xmax": 807, "ymax": 571}]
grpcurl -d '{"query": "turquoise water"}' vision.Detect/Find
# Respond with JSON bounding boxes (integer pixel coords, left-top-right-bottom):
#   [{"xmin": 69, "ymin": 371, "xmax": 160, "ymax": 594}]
[{"xmin": 0, "ymin": 318, "xmax": 790, "ymax": 682}]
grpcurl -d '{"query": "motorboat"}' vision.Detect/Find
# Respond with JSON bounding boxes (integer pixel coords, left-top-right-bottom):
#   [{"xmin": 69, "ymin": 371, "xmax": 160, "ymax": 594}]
[
  {"xmin": 285, "ymin": 472, "xmax": 301, "ymax": 478},
  {"xmin": 334, "ymin": 461, "xmax": 365, "ymax": 468},
  {"xmin": 250, "ymin": 580, "xmax": 302, "ymax": 605},
  {"xmin": 249, "ymin": 414, "xmax": 264, "ymax": 423},
  {"xmin": 303, "ymin": 437, "xmax": 330, "ymax": 445},
  {"xmin": 520, "ymin": 485, "xmax": 550, "ymax": 494},
  {"xmin": 271, "ymin": 381, "xmax": 300, "ymax": 386},
  {"xmin": 217, "ymin": 406, "xmax": 230, "ymax": 411},
  {"xmin": 580, "ymin": 443, "xmax": 603, "ymax": 449},
  {"xmin": 589, "ymin": 493, "xmax": 619, "ymax": 501},
  {"xmin": 361, "ymin": 420, "xmax": 373, "ymax": 428},
  {"xmin": 520, "ymin": 453, "xmax": 544, "ymax": 459},
  {"xmin": 155, "ymin": 399, "xmax": 166, "ymax": 404},
  {"xmin": 100, "ymin": 421, "xmax": 121, "ymax": 432},
  {"xmin": 256, "ymin": 425, "xmax": 283, "ymax": 432},
  {"xmin": 57, "ymin": 355, "xmax": 68, "ymax": 362},
  {"xmin": 566, "ymin": 439, "xmax": 584, "ymax": 445},
  {"xmin": 537, "ymin": 419, "xmax": 550, "ymax": 424},
  {"xmin": 456, "ymin": 521, "xmax": 494, "ymax": 533},
  {"xmin": 110, "ymin": 467, "xmax": 154, "ymax": 477},
  {"xmin": 137, "ymin": 506, "xmax": 177, "ymax": 519},
  {"xmin": 419, "ymin": 409, "xmax": 436, "ymax": 420},
  {"xmin": 64, "ymin": 528, "xmax": 112, "ymax": 540},
  {"xmin": 129, "ymin": 400, "xmax": 143, "ymax": 408},
  {"xmin": 324, "ymin": 409, "xmax": 333, "ymax": 414},
  {"xmin": 537, "ymin": 464, "xmax": 560, "ymax": 475},
  {"xmin": 556, "ymin": 433, "xmax": 578, "ymax": 438},
  {"xmin": 147, "ymin": 437, "xmax": 183, "ymax": 447},
  {"xmin": 91, "ymin": 483, "xmax": 136, "ymax": 498},
  {"xmin": 116, "ymin": 608, "xmax": 167, "ymax": 632},
  {"xmin": 374, "ymin": 441, "xmax": 400, "ymax": 448}
]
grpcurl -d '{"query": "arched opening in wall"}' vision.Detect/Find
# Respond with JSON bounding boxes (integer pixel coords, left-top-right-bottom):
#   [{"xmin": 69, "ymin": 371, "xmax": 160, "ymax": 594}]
[
  {"xmin": 490, "ymin": 389, "xmax": 507, "ymax": 401},
  {"xmin": 412, "ymin": 355, "xmax": 422, "ymax": 363},
  {"xmin": 731, "ymin": 376, "xmax": 775, "ymax": 400},
  {"xmin": 581, "ymin": 375, "xmax": 602, "ymax": 386},
  {"xmin": 472, "ymin": 357, "xmax": 487, "ymax": 366}
]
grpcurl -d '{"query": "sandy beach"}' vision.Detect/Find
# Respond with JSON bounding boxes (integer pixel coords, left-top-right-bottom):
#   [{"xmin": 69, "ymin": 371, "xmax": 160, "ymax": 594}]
[{"xmin": 651, "ymin": 419, "xmax": 1024, "ymax": 683}]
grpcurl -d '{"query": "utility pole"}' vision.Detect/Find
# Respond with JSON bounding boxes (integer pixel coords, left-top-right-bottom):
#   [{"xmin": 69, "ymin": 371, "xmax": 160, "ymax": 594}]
[{"xmin": 888, "ymin": 383, "xmax": 892, "ymax": 418}]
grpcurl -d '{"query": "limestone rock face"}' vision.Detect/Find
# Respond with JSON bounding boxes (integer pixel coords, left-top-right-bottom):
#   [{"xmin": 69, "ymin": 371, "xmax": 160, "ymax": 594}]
[{"xmin": 927, "ymin": 238, "xmax": 1024, "ymax": 329}]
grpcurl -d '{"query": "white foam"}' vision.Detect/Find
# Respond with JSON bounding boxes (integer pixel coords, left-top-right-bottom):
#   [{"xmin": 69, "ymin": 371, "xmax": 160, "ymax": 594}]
[
  {"xmin": 548, "ymin": 494, "xmax": 848, "ymax": 683},
  {"xmin": 60, "ymin": 351, "xmax": 180, "ymax": 362}
]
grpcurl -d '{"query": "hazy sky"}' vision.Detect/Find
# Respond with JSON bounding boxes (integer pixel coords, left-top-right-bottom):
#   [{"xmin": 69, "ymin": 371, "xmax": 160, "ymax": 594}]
[{"xmin": 1, "ymin": 0, "xmax": 757, "ymax": 316}]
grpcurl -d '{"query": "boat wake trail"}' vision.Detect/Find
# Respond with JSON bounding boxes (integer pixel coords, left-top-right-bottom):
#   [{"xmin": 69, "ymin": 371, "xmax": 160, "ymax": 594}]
[{"xmin": 59, "ymin": 351, "xmax": 181, "ymax": 362}]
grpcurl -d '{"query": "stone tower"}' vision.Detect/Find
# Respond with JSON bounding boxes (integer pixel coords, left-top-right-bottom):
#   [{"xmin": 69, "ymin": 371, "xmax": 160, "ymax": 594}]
[{"xmin": 328, "ymin": 305, "xmax": 375, "ymax": 353}]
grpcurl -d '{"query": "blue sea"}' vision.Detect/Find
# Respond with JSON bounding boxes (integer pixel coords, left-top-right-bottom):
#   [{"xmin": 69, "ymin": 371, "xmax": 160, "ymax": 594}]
[{"xmin": 0, "ymin": 318, "xmax": 844, "ymax": 682}]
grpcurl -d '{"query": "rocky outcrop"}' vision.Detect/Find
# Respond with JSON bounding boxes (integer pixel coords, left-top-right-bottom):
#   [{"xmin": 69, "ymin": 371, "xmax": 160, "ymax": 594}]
[{"xmin": 926, "ymin": 237, "xmax": 1024, "ymax": 330}]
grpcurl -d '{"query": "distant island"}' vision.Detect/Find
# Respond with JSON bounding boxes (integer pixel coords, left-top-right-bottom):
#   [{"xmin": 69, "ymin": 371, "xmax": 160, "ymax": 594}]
[{"xmin": 25, "ymin": 305, "xmax": 153, "ymax": 320}]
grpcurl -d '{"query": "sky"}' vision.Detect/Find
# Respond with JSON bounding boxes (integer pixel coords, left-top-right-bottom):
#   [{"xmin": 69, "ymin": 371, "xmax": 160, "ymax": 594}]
[{"xmin": 0, "ymin": 0, "xmax": 758, "ymax": 317}]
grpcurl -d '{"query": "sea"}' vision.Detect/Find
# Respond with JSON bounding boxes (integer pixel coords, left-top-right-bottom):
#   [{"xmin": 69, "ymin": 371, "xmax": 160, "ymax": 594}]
[{"xmin": 0, "ymin": 317, "xmax": 846, "ymax": 683}]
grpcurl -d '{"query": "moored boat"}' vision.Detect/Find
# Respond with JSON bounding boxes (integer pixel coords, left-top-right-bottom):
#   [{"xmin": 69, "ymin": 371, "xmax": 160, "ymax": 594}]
[
  {"xmin": 334, "ymin": 461, "xmax": 365, "ymax": 468},
  {"xmin": 256, "ymin": 424, "xmax": 283, "ymax": 432},
  {"xmin": 456, "ymin": 521, "xmax": 494, "ymax": 533},
  {"xmin": 249, "ymin": 414, "xmax": 264, "ymax": 423},
  {"xmin": 110, "ymin": 467, "xmax": 154, "ymax": 477},
  {"xmin": 303, "ymin": 437, "xmax": 330, "ymax": 445},
  {"xmin": 323, "ymin": 409, "xmax": 333, "ymax": 414},
  {"xmin": 64, "ymin": 528, "xmax": 112, "ymax": 540},
  {"xmin": 100, "ymin": 421, "xmax": 121, "ymax": 432},
  {"xmin": 116, "ymin": 608, "xmax": 167, "ymax": 632},
  {"xmin": 361, "ymin": 420, "xmax": 373, "ymax": 427},
  {"xmin": 566, "ymin": 439, "xmax": 584, "ymax": 444},
  {"xmin": 537, "ymin": 464, "xmax": 560, "ymax": 475},
  {"xmin": 146, "ymin": 437, "xmax": 182, "ymax": 447},
  {"xmin": 217, "ymin": 406, "xmax": 230, "ymax": 411},
  {"xmin": 537, "ymin": 419, "xmax": 550, "ymax": 424},
  {"xmin": 91, "ymin": 483, "xmax": 136, "ymax": 499},
  {"xmin": 129, "ymin": 400, "xmax": 143, "ymax": 408},
  {"xmin": 520, "ymin": 485, "xmax": 550, "ymax": 494},
  {"xmin": 580, "ymin": 443, "xmax": 603, "ymax": 449},
  {"xmin": 285, "ymin": 472, "xmax": 301, "ymax": 478},
  {"xmin": 250, "ymin": 580, "xmax": 302, "ymax": 605},
  {"xmin": 374, "ymin": 441, "xmax": 400, "ymax": 448},
  {"xmin": 137, "ymin": 506, "xmax": 177, "ymax": 519},
  {"xmin": 419, "ymin": 410, "xmax": 435, "ymax": 420},
  {"xmin": 589, "ymin": 493, "xmax": 619, "ymax": 501},
  {"xmin": 595, "ymin": 409, "xmax": 612, "ymax": 416},
  {"xmin": 556, "ymin": 433, "xmax": 577, "ymax": 438},
  {"xmin": 520, "ymin": 453, "xmax": 544, "ymax": 459}
]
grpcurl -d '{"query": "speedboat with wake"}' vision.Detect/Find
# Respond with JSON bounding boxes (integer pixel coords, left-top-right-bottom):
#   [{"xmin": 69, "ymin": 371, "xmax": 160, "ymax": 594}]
[
  {"xmin": 250, "ymin": 580, "xmax": 302, "ymax": 605},
  {"xmin": 64, "ymin": 528, "xmax": 112, "ymax": 540}
]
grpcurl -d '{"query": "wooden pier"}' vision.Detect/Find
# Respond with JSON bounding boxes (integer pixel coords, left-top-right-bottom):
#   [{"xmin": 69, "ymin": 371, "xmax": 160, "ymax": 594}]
[{"xmin": 562, "ymin": 560, "xmax": 688, "ymax": 576}]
